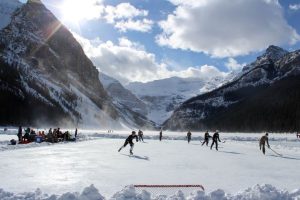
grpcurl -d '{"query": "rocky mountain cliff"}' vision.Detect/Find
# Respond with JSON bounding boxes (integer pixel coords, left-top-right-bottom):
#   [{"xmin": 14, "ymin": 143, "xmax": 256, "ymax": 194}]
[
  {"xmin": 164, "ymin": 46, "xmax": 300, "ymax": 132},
  {"xmin": 0, "ymin": 0, "xmax": 153, "ymax": 128},
  {"xmin": 99, "ymin": 73, "xmax": 156, "ymax": 129}
]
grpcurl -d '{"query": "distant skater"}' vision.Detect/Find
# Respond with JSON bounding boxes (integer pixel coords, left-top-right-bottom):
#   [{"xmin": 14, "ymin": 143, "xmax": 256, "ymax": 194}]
[
  {"xmin": 17, "ymin": 126, "xmax": 22, "ymax": 142},
  {"xmin": 210, "ymin": 130, "xmax": 221, "ymax": 151},
  {"xmin": 159, "ymin": 129, "xmax": 163, "ymax": 141},
  {"xmin": 259, "ymin": 133, "xmax": 270, "ymax": 155},
  {"xmin": 118, "ymin": 131, "xmax": 138, "ymax": 155},
  {"xmin": 187, "ymin": 131, "xmax": 192, "ymax": 143},
  {"xmin": 138, "ymin": 130, "xmax": 144, "ymax": 142},
  {"xmin": 202, "ymin": 131, "xmax": 211, "ymax": 146}
]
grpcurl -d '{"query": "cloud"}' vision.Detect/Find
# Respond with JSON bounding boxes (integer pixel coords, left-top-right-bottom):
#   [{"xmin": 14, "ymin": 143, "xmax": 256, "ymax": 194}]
[
  {"xmin": 73, "ymin": 33, "xmax": 227, "ymax": 84},
  {"xmin": 104, "ymin": 3, "xmax": 148, "ymax": 23},
  {"xmin": 115, "ymin": 19, "xmax": 153, "ymax": 33},
  {"xmin": 60, "ymin": 0, "xmax": 104, "ymax": 21},
  {"xmin": 157, "ymin": 0, "xmax": 300, "ymax": 57},
  {"xmin": 225, "ymin": 58, "xmax": 246, "ymax": 71},
  {"xmin": 289, "ymin": 4, "xmax": 300, "ymax": 10},
  {"xmin": 103, "ymin": 3, "xmax": 153, "ymax": 32}
]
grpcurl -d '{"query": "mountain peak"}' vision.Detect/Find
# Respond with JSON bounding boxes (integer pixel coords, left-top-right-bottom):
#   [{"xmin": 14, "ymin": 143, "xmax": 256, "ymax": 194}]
[
  {"xmin": 262, "ymin": 45, "xmax": 288, "ymax": 62},
  {"xmin": 243, "ymin": 45, "xmax": 288, "ymax": 72}
]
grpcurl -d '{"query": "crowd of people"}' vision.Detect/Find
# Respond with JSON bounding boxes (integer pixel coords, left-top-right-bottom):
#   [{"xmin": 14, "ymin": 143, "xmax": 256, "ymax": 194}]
[{"xmin": 12, "ymin": 126, "xmax": 78, "ymax": 144}]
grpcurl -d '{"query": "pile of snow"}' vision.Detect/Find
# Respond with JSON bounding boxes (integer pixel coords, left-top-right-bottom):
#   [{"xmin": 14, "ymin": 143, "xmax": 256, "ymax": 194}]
[
  {"xmin": 0, "ymin": 184, "xmax": 104, "ymax": 200},
  {"xmin": 1, "ymin": 184, "xmax": 300, "ymax": 200}
]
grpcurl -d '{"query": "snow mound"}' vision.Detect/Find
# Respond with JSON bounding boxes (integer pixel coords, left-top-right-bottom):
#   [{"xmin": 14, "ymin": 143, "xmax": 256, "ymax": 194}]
[
  {"xmin": 0, "ymin": 185, "xmax": 104, "ymax": 200},
  {"xmin": 1, "ymin": 184, "xmax": 300, "ymax": 200}
]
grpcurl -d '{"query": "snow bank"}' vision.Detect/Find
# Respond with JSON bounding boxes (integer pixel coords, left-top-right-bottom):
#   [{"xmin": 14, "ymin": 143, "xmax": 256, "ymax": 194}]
[
  {"xmin": 0, "ymin": 184, "xmax": 104, "ymax": 200},
  {"xmin": 0, "ymin": 184, "xmax": 300, "ymax": 200}
]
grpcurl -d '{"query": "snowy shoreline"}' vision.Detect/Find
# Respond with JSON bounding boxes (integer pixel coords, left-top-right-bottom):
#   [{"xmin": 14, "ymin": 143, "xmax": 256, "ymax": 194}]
[{"xmin": 1, "ymin": 184, "xmax": 300, "ymax": 200}]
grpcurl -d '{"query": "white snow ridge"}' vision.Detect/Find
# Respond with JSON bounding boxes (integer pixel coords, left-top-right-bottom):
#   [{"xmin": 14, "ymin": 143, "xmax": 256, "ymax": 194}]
[{"xmin": 0, "ymin": 184, "xmax": 300, "ymax": 200}]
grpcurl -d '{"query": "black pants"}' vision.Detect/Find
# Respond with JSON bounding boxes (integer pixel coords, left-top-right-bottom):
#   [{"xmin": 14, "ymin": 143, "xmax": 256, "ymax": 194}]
[
  {"xmin": 119, "ymin": 140, "xmax": 134, "ymax": 153},
  {"xmin": 139, "ymin": 135, "xmax": 144, "ymax": 142},
  {"xmin": 202, "ymin": 139, "xmax": 209, "ymax": 146},
  {"xmin": 187, "ymin": 137, "xmax": 191, "ymax": 143},
  {"xmin": 17, "ymin": 134, "xmax": 22, "ymax": 142},
  {"xmin": 260, "ymin": 144, "xmax": 266, "ymax": 154},
  {"xmin": 211, "ymin": 140, "xmax": 218, "ymax": 150},
  {"xmin": 159, "ymin": 135, "xmax": 162, "ymax": 141},
  {"xmin": 123, "ymin": 140, "xmax": 133, "ymax": 147}
]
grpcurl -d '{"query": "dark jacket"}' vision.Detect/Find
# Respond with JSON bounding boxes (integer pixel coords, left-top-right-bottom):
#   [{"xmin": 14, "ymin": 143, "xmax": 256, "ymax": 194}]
[
  {"xmin": 126, "ymin": 134, "xmax": 138, "ymax": 143},
  {"xmin": 212, "ymin": 132, "xmax": 221, "ymax": 142},
  {"xmin": 260, "ymin": 135, "xmax": 270, "ymax": 147},
  {"xmin": 204, "ymin": 132, "xmax": 211, "ymax": 140},
  {"xmin": 187, "ymin": 131, "xmax": 192, "ymax": 137}
]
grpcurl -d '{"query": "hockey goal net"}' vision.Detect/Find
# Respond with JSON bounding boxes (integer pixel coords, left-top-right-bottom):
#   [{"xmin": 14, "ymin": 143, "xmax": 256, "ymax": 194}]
[{"xmin": 134, "ymin": 185, "xmax": 205, "ymax": 197}]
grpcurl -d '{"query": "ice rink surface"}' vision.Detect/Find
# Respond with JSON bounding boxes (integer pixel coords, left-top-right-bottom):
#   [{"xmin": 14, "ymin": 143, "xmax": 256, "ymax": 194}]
[{"xmin": 0, "ymin": 130, "xmax": 299, "ymax": 197}]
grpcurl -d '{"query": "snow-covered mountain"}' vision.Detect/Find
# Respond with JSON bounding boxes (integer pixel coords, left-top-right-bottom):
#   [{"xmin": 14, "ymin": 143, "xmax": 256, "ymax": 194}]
[
  {"xmin": 99, "ymin": 73, "xmax": 156, "ymax": 129},
  {"xmin": 0, "ymin": 0, "xmax": 22, "ymax": 30},
  {"xmin": 164, "ymin": 45, "xmax": 300, "ymax": 132},
  {"xmin": 0, "ymin": 0, "xmax": 153, "ymax": 129},
  {"xmin": 126, "ymin": 76, "xmax": 232, "ymax": 124}
]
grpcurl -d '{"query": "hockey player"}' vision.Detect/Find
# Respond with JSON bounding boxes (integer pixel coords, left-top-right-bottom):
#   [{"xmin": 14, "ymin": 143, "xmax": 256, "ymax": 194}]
[
  {"xmin": 202, "ymin": 131, "xmax": 211, "ymax": 146},
  {"xmin": 187, "ymin": 131, "xmax": 192, "ymax": 143},
  {"xmin": 259, "ymin": 133, "xmax": 270, "ymax": 155},
  {"xmin": 17, "ymin": 126, "xmax": 22, "ymax": 142},
  {"xmin": 210, "ymin": 130, "xmax": 221, "ymax": 151},
  {"xmin": 159, "ymin": 129, "xmax": 163, "ymax": 141},
  {"xmin": 138, "ymin": 129, "xmax": 144, "ymax": 142},
  {"xmin": 118, "ymin": 131, "xmax": 138, "ymax": 155}
]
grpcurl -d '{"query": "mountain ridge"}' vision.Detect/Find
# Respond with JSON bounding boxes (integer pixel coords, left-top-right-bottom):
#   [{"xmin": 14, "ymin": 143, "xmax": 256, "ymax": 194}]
[{"xmin": 163, "ymin": 46, "xmax": 300, "ymax": 132}]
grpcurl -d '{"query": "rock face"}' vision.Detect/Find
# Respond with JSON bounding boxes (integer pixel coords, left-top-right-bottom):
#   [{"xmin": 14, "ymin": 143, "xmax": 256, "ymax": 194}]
[
  {"xmin": 0, "ymin": 0, "xmax": 149, "ymax": 128},
  {"xmin": 164, "ymin": 46, "xmax": 300, "ymax": 132},
  {"xmin": 99, "ymin": 74, "xmax": 156, "ymax": 129}
]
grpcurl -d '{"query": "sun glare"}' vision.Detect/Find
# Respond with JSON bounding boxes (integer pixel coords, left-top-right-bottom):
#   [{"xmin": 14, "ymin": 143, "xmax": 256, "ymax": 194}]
[{"xmin": 60, "ymin": 0, "xmax": 102, "ymax": 23}]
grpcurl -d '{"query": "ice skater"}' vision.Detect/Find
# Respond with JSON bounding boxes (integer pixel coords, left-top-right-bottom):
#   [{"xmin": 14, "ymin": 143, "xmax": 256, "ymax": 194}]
[
  {"xmin": 202, "ymin": 131, "xmax": 211, "ymax": 146},
  {"xmin": 17, "ymin": 126, "xmax": 22, "ymax": 142},
  {"xmin": 159, "ymin": 129, "xmax": 163, "ymax": 141},
  {"xmin": 187, "ymin": 131, "xmax": 192, "ymax": 143},
  {"xmin": 259, "ymin": 133, "xmax": 270, "ymax": 155},
  {"xmin": 210, "ymin": 130, "xmax": 221, "ymax": 151},
  {"xmin": 138, "ymin": 129, "xmax": 144, "ymax": 142},
  {"xmin": 118, "ymin": 131, "xmax": 138, "ymax": 155}
]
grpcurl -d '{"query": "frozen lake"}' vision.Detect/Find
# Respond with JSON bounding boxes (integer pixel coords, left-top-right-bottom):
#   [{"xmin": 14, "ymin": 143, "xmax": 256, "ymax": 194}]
[{"xmin": 0, "ymin": 130, "xmax": 300, "ymax": 198}]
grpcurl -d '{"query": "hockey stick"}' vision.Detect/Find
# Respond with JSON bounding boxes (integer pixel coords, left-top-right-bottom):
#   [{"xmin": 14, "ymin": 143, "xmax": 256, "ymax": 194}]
[{"xmin": 269, "ymin": 147, "xmax": 282, "ymax": 156}]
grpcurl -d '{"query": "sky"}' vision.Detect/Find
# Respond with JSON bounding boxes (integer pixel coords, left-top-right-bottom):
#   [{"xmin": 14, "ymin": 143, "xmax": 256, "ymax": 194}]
[{"xmin": 38, "ymin": 0, "xmax": 300, "ymax": 84}]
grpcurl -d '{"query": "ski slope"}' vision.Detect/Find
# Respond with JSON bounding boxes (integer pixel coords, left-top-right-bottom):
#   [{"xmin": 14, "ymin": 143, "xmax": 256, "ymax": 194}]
[{"xmin": 0, "ymin": 131, "xmax": 300, "ymax": 199}]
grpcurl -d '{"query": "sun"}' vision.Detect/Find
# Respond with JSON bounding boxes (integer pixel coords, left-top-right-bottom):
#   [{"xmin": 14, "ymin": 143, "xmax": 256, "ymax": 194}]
[{"xmin": 60, "ymin": 0, "xmax": 102, "ymax": 23}]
